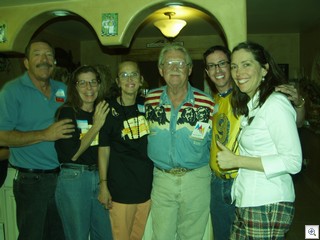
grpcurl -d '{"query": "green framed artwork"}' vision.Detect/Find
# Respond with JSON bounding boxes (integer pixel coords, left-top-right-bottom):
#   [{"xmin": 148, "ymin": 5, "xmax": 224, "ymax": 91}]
[
  {"xmin": 0, "ymin": 23, "xmax": 7, "ymax": 43},
  {"xmin": 101, "ymin": 13, "xmax": 118, "ymax": 36}
]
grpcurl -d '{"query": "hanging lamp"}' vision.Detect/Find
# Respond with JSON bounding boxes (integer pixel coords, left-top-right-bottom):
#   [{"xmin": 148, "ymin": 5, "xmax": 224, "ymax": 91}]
[{"xmin": 154, "ymin": 12, "xmax": 187, "ymax": 38}]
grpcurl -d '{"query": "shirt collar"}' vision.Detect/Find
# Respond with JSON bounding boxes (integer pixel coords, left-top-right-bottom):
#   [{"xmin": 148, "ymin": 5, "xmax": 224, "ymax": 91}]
[
  {"xmin": 160, "ymin": 82, "xmax": 195, "ymax": 106},
  {"xmin": 21, "ymin": 71, "xmax": 56, "ymax": 89},
  {"xmin": 21, "ymin": 72, "xmax": 37, "ymax": 89},
  {"xmin": 247, "ymin": 91, "xmax": 261, "ymax": 121},
  {"xmin": 21, "ymin": 71, "xmax": 63, "ymax": 97},
  {"xmin": 247, "ymin": 91, "xmax": 260, "ymax": 110}
]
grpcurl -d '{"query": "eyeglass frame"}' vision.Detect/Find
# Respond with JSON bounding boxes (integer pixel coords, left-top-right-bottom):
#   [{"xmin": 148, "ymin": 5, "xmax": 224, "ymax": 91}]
[
  {"xmin": 118, "ymin": 72, "xmax": 141, "ymax": 80},
  {"xmin": 76, "ymin": 79, "xmax": 100, "ymax": 88},
  {"xmin": 206, "ymin": 60, "xmax": 230, "ymax": 71},
  {"xmin": 161, "ymin": 60, "xmax": 190, "ymax": 69}
]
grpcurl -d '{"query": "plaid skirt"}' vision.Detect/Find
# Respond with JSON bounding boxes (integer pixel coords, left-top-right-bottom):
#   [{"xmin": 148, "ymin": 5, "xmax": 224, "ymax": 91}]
[{"xmin": 230, "ymin": 202, "xmax": 295, "ymax": 240}]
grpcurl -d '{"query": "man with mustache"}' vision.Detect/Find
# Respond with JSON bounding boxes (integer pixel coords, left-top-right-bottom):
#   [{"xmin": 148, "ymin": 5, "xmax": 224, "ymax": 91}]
[
  {"xmin": 145, "ymin": 44, "xmax": 216, "ymax": 240},
  {"xmin": 0, "ymin": 39, "xmax": 74, "ymax": 240}
]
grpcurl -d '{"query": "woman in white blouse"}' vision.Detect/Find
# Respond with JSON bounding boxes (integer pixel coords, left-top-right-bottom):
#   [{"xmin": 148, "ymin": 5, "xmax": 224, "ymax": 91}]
[{"xmin": 216, "ymin": 41, "xmax": 302, "ymax": 239}]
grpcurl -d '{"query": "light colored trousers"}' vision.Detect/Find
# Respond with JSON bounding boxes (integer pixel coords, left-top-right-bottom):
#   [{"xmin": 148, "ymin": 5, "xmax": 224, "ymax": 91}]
[
  {"xmin": 110, "ymin": 200, "xmax": 151, "ymax": 240},
  {"xmin": 143, "ymin": 213, "xmax": 213, "ymax": 240},
  {"xmin": 146, "ymin": 165, "xmax": 212, "ymax": 240}
]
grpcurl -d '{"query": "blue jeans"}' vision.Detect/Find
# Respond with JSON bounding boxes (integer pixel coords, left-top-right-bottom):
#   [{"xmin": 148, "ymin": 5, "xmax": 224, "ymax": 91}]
[
  {"xmin": 55, "ymin": 168, "xmax": 112, "ymax": 240},
  {"xmin": 210, "ymin": 173, "xmax": 235, "ymax": 240},
  {"xmin": 13, "ymin": 171, "xmax": 65, "ymax": 240}
]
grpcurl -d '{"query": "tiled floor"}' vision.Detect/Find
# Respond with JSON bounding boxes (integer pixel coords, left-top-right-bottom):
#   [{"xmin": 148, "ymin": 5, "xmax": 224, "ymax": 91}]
[{"xmin": 285, "ymin": 167, "xmax": 320, "ymax": 240}]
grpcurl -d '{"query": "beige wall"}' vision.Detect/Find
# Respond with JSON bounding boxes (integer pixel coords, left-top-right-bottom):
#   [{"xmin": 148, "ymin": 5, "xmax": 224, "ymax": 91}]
[
  {"xmin": 0, "ymin": 0, "xmax": 247, "ymax": 87},
  {"xmin": 0, "ymin": 0, "xmax": 246, "ymax": 53},
  {"xmin": 0, "ymin": 0, "xmax": 318, "ymax": 87},
  {"xmin": 248, "ymin": 33, "xmax": 300, "ymax": 80}
]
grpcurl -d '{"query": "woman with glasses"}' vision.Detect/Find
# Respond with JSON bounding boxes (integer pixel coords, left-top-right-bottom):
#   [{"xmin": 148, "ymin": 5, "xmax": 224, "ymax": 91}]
[
  {"xmin": 98, "ymin": 61, "xmax": 153, "ymax": 240},
  {"xmin": 55, "ymin": 65, "xmax": 112, "ymax": 240}
]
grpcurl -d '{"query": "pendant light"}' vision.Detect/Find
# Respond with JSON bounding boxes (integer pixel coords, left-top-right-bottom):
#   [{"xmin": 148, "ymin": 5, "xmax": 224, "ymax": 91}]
[{"xmin": 154, "ymin": 12, "xmax": 187, "ymax": 38}]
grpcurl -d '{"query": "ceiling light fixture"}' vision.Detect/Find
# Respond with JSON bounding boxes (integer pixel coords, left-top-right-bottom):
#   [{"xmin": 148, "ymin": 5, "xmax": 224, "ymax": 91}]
[
  {"xmin": 154, "ymin": 12, "xmax": 187, "ymax": 39},
  {"xmin": 52, "ymin": 10, "xmax": 71, "ymax": 17}
]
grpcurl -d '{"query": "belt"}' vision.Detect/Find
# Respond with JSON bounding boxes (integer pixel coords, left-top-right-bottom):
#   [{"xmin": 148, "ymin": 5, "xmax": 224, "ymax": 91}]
[
  {"xmin": 156, "ymin": 166, "xmax": 194, "ymax": 176},
  {"xmin": 61, "ymin": 164, "xmax": 98, "ymax": 171},
  {"xmin": 214, "ymin": 170, "xmax": 238, "ymax": 180},
  {"xmin": 14, "ymin": 166, "xmax": 60, "ymax": 174}
]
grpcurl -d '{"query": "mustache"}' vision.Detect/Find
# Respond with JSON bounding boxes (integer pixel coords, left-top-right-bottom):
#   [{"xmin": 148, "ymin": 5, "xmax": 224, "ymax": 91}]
[
  {"xmin": 168, "ymin": 71, "xmax": 182, "ymax": 75},
  {"xmin": 36, "ymin": 63, "xmax": 53, "ymax": 68}
]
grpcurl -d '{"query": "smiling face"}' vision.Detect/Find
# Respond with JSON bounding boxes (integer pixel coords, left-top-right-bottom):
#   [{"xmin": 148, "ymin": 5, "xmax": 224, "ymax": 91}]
[
  {"xmin": 205, "ymin": 50, "xmax": 232, "ymax": 93},
  {"xmin": 117, "ymin": 61, "xmax": 143, "ymax": 97},
  {"xmin": 76, "ymin": 71, "xmax": 100, "ymax": 110},
  {"xmin": 231, "ymin": 49, "xmax": 268, "ymax": 98},
  {"xmin": 24, "ymin": 41, "xmax": 55, "ymax": 83},
  {"xmin": 159, "ymin": 49, "xmax": 192, "ymax": 90}
]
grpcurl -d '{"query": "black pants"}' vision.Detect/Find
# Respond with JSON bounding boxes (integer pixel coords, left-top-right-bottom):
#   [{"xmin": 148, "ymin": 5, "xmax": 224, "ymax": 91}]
[
  {"xmin": 0, "ymin": 159, "xmax": 8, "ymax": 187},
  {"xmin": 13, "ymin": 171, "xmax": 65, "ymax": 240}
]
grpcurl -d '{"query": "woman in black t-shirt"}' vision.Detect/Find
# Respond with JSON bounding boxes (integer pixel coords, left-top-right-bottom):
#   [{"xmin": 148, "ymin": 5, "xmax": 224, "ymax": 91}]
[
  {"xmin": 55, "ymin": 65, "xmax": 112, "ymax": 240},
  {"xmin": 98, "ymin": 61, "xmax": 153, "ymax": 240}
]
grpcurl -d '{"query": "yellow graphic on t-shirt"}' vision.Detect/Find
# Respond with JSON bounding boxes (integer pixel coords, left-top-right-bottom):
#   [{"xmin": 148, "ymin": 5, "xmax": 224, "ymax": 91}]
[
  {"xmin": 122, "ymin": 115, "xmax": 150, "ymax": 140},
  {"xmin": 77, "ymin": 120, "xmax": 98, "ymax": 146}
]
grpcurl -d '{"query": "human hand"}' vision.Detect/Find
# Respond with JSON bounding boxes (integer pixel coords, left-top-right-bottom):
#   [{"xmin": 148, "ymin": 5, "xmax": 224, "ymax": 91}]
[
  {"xmin": 44, "ymin": 119, "xmax": 74, "ymax": 141},
  {"xmin": 275, "ymin": 84, "xmax": 304, "ymax": 107},
  {"xmin": 98, "ymin": 185, "xmax": 113, "ymax": 209},
  {"xmin": 93, "ymin": 101, "xmax": 109, "ymax": 130},
  {"xmin": 216, "ymin": 141, "xmax": 238, "ymax": 169}
]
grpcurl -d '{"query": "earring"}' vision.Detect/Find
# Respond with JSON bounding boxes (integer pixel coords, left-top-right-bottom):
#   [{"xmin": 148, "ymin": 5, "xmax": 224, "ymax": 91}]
[{"xmin": 262, "ymin": 76, "xmax": 265, "ymax": 82}]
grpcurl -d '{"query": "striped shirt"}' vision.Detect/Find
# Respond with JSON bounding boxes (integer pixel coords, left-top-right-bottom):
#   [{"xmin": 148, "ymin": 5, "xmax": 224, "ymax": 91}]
[{"xmin": 145, "ymin": 84, "xmax": 216, "ymax": 169}]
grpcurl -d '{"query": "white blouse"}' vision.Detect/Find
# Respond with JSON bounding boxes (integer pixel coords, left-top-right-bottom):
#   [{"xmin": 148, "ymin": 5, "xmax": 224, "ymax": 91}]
[{"xmin": 232, "ymin": 91, "xmax": 302, "ymax": 207}]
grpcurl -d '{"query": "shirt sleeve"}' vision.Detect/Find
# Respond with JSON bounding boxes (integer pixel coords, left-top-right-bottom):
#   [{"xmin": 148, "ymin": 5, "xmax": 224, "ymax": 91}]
[
  {"xmin": 54, "ymin": 107, "xmax": 81, "ymax": 162},
  {"xmin": 261, "ymin": 94, "xmax": 302, "ymax": 178},
  {"xmin": 99, "ymin": 102, "xmax": 113, "ymax": 147},
  {"xmin": 0, "ymin": 83, "xmax": 19, "ymax": 130}
]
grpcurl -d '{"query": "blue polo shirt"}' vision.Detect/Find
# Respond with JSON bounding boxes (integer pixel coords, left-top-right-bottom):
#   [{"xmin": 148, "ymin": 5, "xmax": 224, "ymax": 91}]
[
  {"xmin": 0, "ymin": 72, "xmax": 67, "ymax": 169},
  {"xmin": 145, "ymin": 84, "xmax": 216, "ymax": 170}
]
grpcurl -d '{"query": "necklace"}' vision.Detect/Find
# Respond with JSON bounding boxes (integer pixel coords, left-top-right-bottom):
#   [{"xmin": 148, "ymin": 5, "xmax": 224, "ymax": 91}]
[
  {"xmin": 218, "ymin": 87, "xmax": 233, "ymax": 97},
  {"xmin": 120, "ymin": 96, "xmax": 140, "ymax": 139}
]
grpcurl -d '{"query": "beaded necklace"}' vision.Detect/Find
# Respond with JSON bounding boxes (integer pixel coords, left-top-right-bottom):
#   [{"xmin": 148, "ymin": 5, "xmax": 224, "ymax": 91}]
[
  {"xmin": 218, "ymin": 87, "xmax": 233, "ymax": 97},
  {"xmin": 120, "ymin": 96, "xmax": 140, "ymax": 139}
]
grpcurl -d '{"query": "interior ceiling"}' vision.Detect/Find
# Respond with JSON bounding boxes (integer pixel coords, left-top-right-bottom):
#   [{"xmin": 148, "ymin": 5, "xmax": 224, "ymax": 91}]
[{"xmin": 2, "ymin": 0, "xmax": 320, "ymax": 42}]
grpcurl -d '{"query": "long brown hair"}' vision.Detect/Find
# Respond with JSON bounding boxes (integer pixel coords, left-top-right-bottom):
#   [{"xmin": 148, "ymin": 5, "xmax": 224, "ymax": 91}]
[{"xmin": 231, "ymin": 41, "xmax": 288, "ymax": 116}]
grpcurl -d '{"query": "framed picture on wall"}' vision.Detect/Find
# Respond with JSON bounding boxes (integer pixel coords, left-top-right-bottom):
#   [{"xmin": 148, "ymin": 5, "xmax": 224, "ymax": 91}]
[
  {"xmin": 101, "ymin": 13, "xmax": 118, "ymax": 36},
  {"xmin": 0, "ymin": 23, "xmax": 7, "ymax": 43}
]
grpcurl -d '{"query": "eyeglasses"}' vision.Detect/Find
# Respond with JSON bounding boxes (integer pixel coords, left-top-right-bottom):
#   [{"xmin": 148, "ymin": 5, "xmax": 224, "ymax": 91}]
[
  {"xmin": 162, "ymin": 61, "xmax": 188, "ymax": 69},
  {"xmin": 206, "ymin": 61, "xmax": 230, "ymax": 71},
  {"xmin": 118, "ymin": 72, "xmax": 140, "ymax": 80},
  {"xmin": 76, "ymin": 79, "xmax": 100, "ymax": 88}
]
